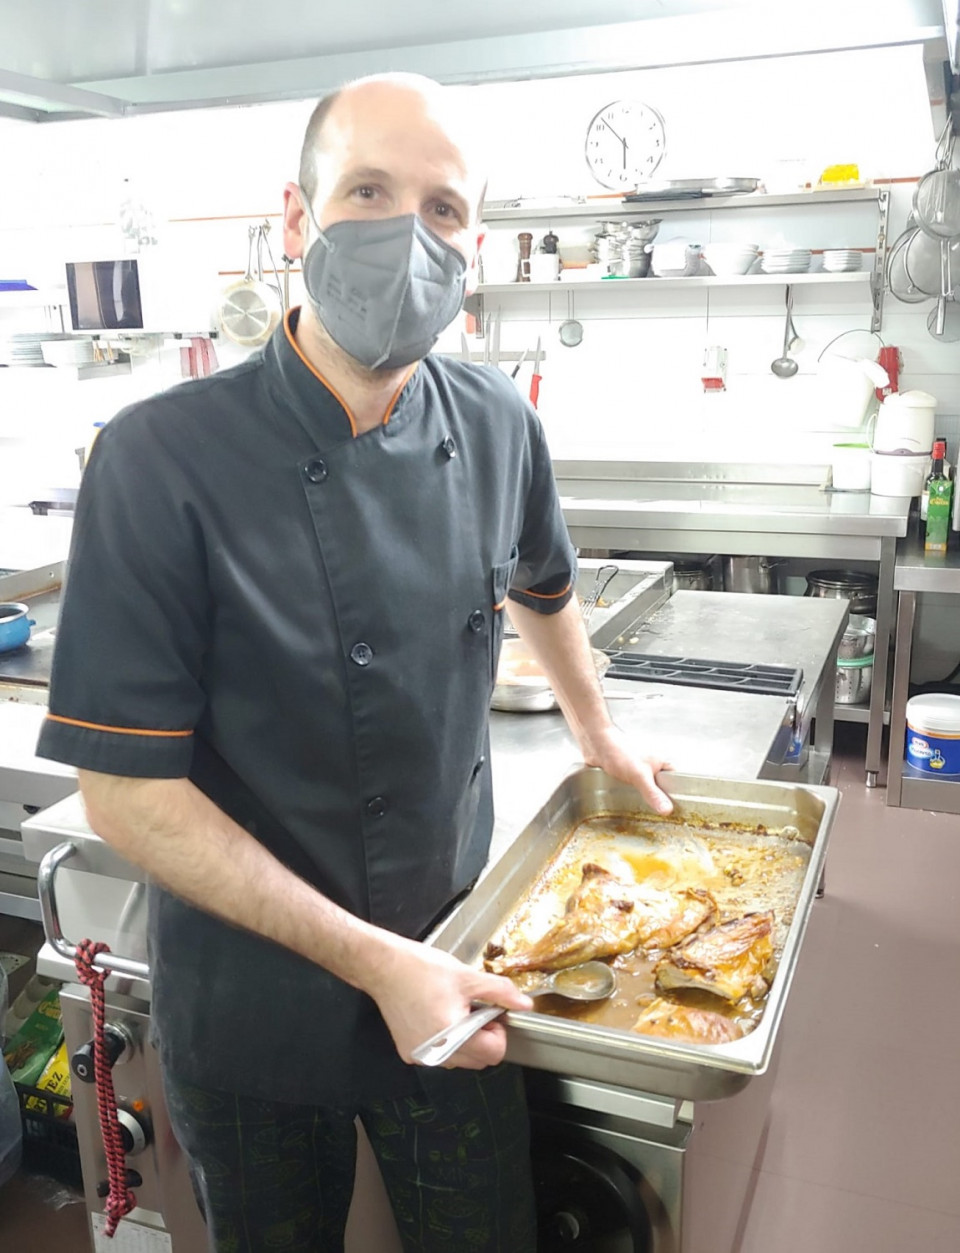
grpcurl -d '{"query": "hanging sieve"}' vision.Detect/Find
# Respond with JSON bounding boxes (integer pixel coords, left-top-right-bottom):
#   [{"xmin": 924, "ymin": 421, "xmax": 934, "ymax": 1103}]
[
  {"xmin": 887, "ymin": 226, "xmax": 929, "ymax": 303},
  {"xmin": 903, "ymin": 228, "xmax": 960, "ymax": 297},
  {"xmin": 913, "ymin": 167, "xmax": 960, "ymax": 240}
]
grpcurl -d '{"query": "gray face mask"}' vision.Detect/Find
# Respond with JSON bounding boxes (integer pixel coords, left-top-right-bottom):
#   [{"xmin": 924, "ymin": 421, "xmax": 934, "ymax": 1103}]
[{"xmin": 300, "ymin": 207, "xmax": 468, "ymax": 370}]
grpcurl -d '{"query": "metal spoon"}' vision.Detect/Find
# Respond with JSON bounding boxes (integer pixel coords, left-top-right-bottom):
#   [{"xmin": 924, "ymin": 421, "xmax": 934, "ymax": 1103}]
[
  {"xmin": 771, "ymin": 287, "xmax": 799, "ymax": 378},
  {"xmin": 410, "ymin": 961, "xmax": 617, "ymax": 1068}
]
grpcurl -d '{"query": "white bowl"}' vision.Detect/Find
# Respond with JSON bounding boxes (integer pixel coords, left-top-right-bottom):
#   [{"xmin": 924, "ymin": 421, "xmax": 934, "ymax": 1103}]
[{"xmin": 702, "ymin": 244, "xmax": 759, "ymax": 275}]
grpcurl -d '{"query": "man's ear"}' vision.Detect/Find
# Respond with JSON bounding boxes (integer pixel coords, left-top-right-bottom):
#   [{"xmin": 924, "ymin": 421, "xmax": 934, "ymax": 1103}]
[{"xmin": 282, "ymin": 183, "xmax": 309, "ymax": 260}]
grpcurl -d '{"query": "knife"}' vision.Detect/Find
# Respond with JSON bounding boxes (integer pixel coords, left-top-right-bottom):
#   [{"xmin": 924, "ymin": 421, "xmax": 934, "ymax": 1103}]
[{"xmin": 529, "ymin": 337, "xmax": 543, "ymax": 409}]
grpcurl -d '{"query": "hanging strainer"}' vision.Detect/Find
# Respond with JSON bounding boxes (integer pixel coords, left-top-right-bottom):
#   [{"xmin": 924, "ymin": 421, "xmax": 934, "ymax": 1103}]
[
  {"xmin": 913, "ymin": 167, "xmax": 960, "ymax": 240},
  {"xmin": 903, "ymin": 229, "xmax": 960, "ymax": 297},
  {"xmin": 887, "ymin": 226, "xmax": 930, "ymax": 302}
]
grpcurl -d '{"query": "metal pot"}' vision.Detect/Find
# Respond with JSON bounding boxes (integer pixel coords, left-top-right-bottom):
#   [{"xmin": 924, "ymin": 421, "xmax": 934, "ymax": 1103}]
[
  {"xmin": 835, "ymin": 654, "xmax": 873, "ymax": 704},
  {"xmin": 0, "ymin": 603, "xmax": 35, "ymax": 653},
  {"xmin": 722, "ymin": 556, "xmax": 781, "ymax": 594},
  {"xmin": 670, "ymin": 560, "xmax": 715, "ymax": 591},
  {"xmin": 838, "ymin": 615, "xmax": 876, "ymax": 660},
  {"xmin": 804, "ymin": 570, "xmax": 878, "ymax": 617}
]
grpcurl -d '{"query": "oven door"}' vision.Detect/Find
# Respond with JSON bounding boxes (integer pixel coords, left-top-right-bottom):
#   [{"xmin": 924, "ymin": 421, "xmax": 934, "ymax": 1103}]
[{"xmin": 531, "ymin": 1116, "xmax": 654, "ymax": 1252}]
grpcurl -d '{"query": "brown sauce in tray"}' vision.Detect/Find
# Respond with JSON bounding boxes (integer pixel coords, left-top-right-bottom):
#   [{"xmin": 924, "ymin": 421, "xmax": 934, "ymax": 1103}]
[{"xmin": 494, "ymin": 814, "xmax": 811, "ymax": 1042}]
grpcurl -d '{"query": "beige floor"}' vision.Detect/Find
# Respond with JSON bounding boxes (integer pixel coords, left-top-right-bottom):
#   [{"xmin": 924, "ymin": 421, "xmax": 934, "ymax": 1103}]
[{"xmin": 2, "ymin": 724, "xmax": 959, "ymax": 1252}]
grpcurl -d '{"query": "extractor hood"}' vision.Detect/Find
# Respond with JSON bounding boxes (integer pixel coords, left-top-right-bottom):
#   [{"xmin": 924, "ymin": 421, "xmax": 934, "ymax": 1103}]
[{"xmin": 0, "ymin": 0, "xmax": 950, "ymax": 122}]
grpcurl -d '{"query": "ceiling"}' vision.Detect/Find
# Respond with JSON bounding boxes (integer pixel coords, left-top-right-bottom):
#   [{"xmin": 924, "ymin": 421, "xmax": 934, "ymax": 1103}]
[{"xmin": 0, "ymin": 0, "xmax": 949, "ymax": 122}]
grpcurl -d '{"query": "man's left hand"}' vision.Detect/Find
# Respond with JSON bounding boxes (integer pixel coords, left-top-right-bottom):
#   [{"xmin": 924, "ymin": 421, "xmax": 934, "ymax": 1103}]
[{"xmin": 580, "ymin": 725, "xmax": 674, "ymax": 815}]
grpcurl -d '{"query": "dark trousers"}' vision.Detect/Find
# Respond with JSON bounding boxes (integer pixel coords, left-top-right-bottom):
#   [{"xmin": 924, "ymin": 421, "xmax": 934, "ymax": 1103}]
[{"xmin": 161, "ymin": 1063, "xmax": 537, "ymax": 1253}]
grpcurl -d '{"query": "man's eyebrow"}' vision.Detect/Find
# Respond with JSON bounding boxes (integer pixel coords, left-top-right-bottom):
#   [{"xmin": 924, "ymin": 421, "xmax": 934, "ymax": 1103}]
[{"xmin": 337, "ymin": 166, "xmax": 396, "ymax": 184}]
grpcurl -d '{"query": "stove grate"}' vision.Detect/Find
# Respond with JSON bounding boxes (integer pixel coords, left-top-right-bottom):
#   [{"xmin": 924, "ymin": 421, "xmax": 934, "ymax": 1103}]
[{"xmin": 604, "ymin": 652, "xmax": 802, "ymax": 697}]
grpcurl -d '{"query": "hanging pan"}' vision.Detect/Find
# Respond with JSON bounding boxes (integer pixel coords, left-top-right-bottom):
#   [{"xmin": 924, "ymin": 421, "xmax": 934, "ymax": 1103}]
[{"xmin": 218, "ymin": 225, "xmax": 283, "ymax": 347}]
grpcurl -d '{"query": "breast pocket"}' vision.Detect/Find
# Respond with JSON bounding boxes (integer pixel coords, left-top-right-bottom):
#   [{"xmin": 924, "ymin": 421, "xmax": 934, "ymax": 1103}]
[{"xmin": 490, "ymin": 546, "xmax": 520, "ymax": 681}]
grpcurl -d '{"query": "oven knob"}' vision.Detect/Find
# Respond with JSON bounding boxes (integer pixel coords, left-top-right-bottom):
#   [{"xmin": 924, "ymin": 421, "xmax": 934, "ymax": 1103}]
[
  {"xmin": 117, "ymin": 1107, "xmax": 151, "ymax": 1156},
  {"xmin": 70, "ymin": 1023, "xmax": 135, "ymax": 1083}
]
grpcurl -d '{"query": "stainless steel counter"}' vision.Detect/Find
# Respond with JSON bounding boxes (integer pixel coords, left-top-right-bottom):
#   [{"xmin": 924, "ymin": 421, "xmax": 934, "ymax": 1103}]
[
  {"xmin": 554, "ymin": 459, "xmax": 912, "ymax": 788},
  {"xmin": 894, "ymin": 529, "xmax": 960, "ymax": 594},
  {"xmin": 887, "ymin": 525, "xmax": 960, "ymax": 812}
]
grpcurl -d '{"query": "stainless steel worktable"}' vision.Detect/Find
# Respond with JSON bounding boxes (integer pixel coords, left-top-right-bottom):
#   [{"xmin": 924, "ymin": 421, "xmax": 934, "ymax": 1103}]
[
  {"xmin": 886, "ymin": 525, "xmax": 960, "ymax": 812},
  {"xmin": 488, "ymin": 591, "xmax": 847, "ymax": 860},
  {"xmin": 553, "ymin": 460, "xmax": 911, "ymax": 788}
]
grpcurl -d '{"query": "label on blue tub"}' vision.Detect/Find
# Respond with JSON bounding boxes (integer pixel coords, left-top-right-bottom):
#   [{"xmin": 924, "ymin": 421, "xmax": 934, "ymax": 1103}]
[{"xmin": 906, "ymin": 729, "xmax": 960, "ymax": 777}]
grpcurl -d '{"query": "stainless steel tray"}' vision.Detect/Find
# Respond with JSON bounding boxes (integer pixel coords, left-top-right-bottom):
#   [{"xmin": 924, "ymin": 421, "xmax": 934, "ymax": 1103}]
[{"xmin": 428, "ymin": 768, "xmax": 838, "ymax": 1101}]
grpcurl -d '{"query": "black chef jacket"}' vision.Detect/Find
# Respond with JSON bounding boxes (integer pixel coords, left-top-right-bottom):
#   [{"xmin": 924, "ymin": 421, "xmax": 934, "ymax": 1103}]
[{"xmin": 37, "ymin": 308, "xmax": 577, "ymax": 1106}]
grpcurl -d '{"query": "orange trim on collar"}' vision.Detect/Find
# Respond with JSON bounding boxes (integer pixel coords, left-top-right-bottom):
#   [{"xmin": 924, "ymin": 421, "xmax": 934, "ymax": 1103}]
[
  {"xmin": 519, "ymin": 582, "xmax": 572, "ymax": 600},
  {"xmin": 493, "ymin": 599, "xmax": 507, "ymax": 612},
  {"xmin": 46, "ymin": 713, "xmax": 193, "ymax": 738},
  {"xmin": 284, "ymin": 309, "xmax": 358, "ymax": 438},
  {"xmin": 382, "ymin": 365, "xmax": 418, "ymax": 425},
  {"xmin": 284, "ymin": 309, "xmax": 418, "ymax": 433}
]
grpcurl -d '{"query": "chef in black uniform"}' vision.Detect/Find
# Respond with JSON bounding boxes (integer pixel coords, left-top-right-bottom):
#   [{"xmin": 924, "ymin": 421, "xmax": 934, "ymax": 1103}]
[{"xmin": 38, "ymin": 74, "xmax": 673, "ymax": 1253}]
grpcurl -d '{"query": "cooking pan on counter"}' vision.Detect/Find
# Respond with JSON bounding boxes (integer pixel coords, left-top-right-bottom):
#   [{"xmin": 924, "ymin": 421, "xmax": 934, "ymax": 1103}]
[
  {"xmin": 0, "ymin": 603, "xmax": 35, "ymax": 652},
  {"xmin": 427, "ymin": 768, "xmax": 838, "ymax": 1101}
]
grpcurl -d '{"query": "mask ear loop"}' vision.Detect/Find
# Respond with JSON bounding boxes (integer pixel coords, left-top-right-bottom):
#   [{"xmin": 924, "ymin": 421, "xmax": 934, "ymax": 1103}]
[{"xmin": 299, "ymin": 186, "xmax": 336, "ymax": 254}]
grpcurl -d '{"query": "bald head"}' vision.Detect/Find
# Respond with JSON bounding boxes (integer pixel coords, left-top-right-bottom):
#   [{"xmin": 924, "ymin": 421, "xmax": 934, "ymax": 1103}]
[{"xmin": 297, "ymin": 74, "xmax": 487, "ymax": 224}]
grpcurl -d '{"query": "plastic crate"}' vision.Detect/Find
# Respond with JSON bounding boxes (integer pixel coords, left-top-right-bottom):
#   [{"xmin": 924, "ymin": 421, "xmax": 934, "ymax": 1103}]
[{"xmin": 16, "ymin": 1082, "xmax": 83, "ymax": 1191}]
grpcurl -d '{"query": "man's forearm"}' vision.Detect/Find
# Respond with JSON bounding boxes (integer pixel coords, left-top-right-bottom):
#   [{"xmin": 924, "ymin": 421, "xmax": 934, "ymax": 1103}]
[
  {"xmin": 77, "ymin": 770, "xmax": 398, "ymax": 995},
  {"xmin": 508, "ymin": 598, "xmax": 613, "ymax": 748}
]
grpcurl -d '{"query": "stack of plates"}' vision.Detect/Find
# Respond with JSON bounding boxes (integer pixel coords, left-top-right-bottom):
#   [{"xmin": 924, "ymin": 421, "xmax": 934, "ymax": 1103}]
[
  {"xmin": 822, "ymin": 249, "xmax": 863, "ymax": 272},
  {"xmin": 40, "ymin": 337, "xmax": 96, "ymax": 367},
  {"xmin": 760, "ymin": 248, "xmax": 812, "ymax": 274},
  {"xmin": 0, "ymin": 333, "xmax": 47, "ymax": 367}
]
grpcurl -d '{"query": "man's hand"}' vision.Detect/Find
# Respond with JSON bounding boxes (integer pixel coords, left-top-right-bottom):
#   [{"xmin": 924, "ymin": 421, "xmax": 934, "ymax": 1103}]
[
  {"xmin": 367, "ymin": 937, "xmax": 534, "ymax": 1070},
  {"xmin": 579, "ymin": 723, "xmax": 674, "ymax": 816}
]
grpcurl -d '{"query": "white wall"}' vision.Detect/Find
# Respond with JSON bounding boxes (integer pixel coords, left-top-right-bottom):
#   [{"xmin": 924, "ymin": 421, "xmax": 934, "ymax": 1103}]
[{"xmin": 0, "ymin": 42, "xmax": 957, "ymax": 677}]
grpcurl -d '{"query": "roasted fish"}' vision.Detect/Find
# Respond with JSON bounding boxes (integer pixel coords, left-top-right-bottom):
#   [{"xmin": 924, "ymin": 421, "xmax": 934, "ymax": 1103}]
[
  {"xmin": 654, "ymin": 910, "xmax": 774, "ymax": 1003},
  {"xmin": 633, "ymin": 998, "xmax": 745, "ymax": 1045},
  {"xmin": 484, "ymin": 862, "xmax": 717, "ymax": 975}
]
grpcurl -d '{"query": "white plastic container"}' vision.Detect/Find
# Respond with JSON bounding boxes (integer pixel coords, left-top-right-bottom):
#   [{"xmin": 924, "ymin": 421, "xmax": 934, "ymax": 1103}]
[
  {"xmin": 873, "ymin": 390, "xmax": 937, "ymax": 454},
  {"xmin": 905, "ymin": 693, "xmax": 960, "ymax": 778},
  {"xmin": 870, "ymin": 451, "xmax": 929, "ymax": 497},
  {"xmin": 831, "ymin": 443, "xmax": 872, "ymax": 490}
]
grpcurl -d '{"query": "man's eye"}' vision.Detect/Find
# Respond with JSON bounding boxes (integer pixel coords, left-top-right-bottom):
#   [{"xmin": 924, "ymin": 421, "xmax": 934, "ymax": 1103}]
[
  {"xmin": 433, "ymin": 203, "xmax": 461, "ymax": 222},
  {"xmin": 355, "ymin": 186, "xmax": 377, "ymax": 199}
]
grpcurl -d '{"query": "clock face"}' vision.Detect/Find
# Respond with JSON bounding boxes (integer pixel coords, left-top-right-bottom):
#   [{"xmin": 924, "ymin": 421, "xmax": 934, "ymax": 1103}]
[{"xmin": 585, "ymin": 100, "xmax": 666, "ymax": 191}]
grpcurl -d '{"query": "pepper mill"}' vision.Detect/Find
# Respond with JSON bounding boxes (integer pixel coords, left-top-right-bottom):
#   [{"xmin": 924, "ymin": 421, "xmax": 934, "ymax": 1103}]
[{"xmin": 517, "ymin": 232, "xmax": 533, "ymax": 283}]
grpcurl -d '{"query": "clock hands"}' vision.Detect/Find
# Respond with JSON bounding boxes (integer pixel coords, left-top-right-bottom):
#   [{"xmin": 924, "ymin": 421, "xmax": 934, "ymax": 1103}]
[{"xmin": 599, "ymin": 115, "xmax": 629, "ymax": 169}]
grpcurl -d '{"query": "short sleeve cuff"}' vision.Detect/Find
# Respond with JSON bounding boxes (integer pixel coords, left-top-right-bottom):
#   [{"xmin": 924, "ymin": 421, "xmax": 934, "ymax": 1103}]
[
  {"xmin": 37, "ymin": 716, "xmax": 194, "ymax": 779},
  {"xmin": 508, "ymin": 581, "xmax": 574, "ymax": 616}
]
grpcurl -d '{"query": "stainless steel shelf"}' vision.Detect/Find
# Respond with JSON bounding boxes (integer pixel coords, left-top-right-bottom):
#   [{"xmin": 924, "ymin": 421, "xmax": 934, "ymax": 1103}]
[
  {"xmin": 834, "ymin": 703, "xmax": 890, "ymax": 725},
  {"xmin": 482, "ymin": 188, "xmax": 884, "ymax": 222},
  {"xmin": 899, "ymin": 774, "xmax": 960, "ymax": 815},
  {"xmin": 477, "ymin": 272, "xmax": 871, "ymax": 295}
]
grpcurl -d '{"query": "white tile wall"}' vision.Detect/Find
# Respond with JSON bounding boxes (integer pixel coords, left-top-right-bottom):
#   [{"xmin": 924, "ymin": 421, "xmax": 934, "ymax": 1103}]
[{"xmin": 0, "ymin": 43, "xmax": 957, "ymax": 673}]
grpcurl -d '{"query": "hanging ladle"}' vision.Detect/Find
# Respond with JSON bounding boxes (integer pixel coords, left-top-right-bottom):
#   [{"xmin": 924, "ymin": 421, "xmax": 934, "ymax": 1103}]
[
  {"xmin": 410, "ymin": 961, "xmax": 617, "ymax": 1067},
  {"xmin": 771, "ymin": 286, "xmax": 799, "ymax": 378}
]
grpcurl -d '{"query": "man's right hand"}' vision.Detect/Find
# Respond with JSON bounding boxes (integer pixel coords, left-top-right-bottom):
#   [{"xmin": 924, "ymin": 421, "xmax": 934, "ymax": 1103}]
[{"xmin": 365, "ymin": 935, "xmax": 534, "ymax": 1070}]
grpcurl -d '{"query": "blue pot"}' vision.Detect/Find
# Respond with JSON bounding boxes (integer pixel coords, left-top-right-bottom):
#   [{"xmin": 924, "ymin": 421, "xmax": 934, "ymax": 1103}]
[{"xmin": 0, "ymin": 604, "xmax": 35, "ymax": 652}]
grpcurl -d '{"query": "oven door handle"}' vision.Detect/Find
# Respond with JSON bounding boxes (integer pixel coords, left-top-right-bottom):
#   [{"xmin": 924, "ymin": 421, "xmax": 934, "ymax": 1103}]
[{"xmin": 37, "ymin": 841, "xmax": 151, "ymax": 979}]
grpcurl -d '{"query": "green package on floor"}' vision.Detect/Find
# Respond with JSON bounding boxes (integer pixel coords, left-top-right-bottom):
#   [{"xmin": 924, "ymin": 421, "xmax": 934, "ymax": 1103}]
[{"xmin": 2, "ymin": 985, "xmax": 63, "ymax": 1087}]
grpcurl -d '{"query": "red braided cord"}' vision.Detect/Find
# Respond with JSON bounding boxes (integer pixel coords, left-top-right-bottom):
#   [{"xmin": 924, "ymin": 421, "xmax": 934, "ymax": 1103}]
[{"xmin": 75, "ymin": 938, "xmax": 136, "ymax": 1237}]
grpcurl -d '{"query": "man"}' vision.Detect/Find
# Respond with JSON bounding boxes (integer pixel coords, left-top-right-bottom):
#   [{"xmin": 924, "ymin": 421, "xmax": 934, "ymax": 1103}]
[{"xmin": 38, "ymin": 74, "xmax": 672, "ymax": 1252}]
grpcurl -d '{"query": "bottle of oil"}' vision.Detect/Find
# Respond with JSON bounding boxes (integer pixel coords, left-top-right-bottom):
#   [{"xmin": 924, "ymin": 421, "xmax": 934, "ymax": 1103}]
[{"xmin": 924, "ymin": 440, "xmax": 953, "ymax": 554}]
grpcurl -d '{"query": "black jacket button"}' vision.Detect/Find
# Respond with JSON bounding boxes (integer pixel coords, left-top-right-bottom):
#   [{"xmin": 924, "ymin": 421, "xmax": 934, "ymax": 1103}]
[
  {"xmin": 350, "ymin": 642, "xmax": 374, "ymax": 666},
  {"xmin": 365, "ymin": 796, "xmax": 387, "ymax": 817},
  {"xmin": 304, "ymin": 458, "xmax": 328, "ymax": 483},
  {"xmin": 471, "ymin": 755, "xmax": 486, "ymax": 780},
  {"xmin": 467, "ymin": 609, "xmax": 485, "ymax": 633},
  {"xmin": 440, "ymin": 436, "xmax": 457, "ymax": 459}
]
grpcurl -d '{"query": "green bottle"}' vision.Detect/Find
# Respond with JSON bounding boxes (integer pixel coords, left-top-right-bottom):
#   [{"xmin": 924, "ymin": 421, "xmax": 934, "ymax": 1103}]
[{"xmin": 924, "ymin": 440, "xmax": 953, "ymax": 554}]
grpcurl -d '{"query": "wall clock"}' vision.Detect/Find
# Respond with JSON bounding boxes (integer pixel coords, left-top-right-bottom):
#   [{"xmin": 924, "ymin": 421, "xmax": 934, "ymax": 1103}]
[{"xmin": 584, "ymin": 100, "xmax": 666, "ymax": 191}]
